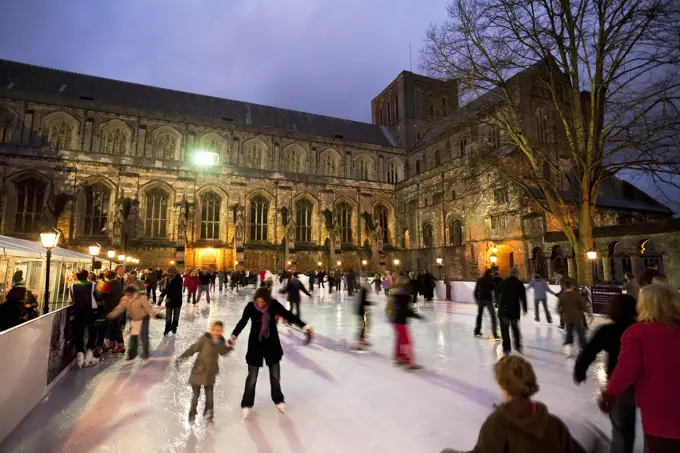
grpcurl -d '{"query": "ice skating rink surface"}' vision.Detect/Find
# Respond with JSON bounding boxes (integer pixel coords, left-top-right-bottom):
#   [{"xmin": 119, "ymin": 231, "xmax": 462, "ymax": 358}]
[{"xmin": 1, "ymin": 284, "xmax": 643, "ymax": 452}]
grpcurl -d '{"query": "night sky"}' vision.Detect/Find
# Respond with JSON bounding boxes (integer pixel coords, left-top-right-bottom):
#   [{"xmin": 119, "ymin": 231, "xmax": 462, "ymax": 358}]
[
  {"xmin": 0, "ymin": 0, "xmax": 676, "ymax": 213},
  {"xmin": 0, "ymin": 0, "xmax": 448, "ymax": 122}
]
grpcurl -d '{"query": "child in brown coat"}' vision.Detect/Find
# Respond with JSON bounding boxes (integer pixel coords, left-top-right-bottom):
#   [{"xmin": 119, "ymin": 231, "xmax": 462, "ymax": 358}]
[
  {"xmin": 557, "ymin": 278, "xmax": 588, "ymax": 357},
  {"xmin": 440, "ymin": 355, "xmax": 585, "ymax": 453},
  {"xmin": 107, "ymin": 286, "xmax": 158, "ymax": 363},
  {"xmin": 175, "ymin": 320, "xmax": 232, "ymax": 423}
]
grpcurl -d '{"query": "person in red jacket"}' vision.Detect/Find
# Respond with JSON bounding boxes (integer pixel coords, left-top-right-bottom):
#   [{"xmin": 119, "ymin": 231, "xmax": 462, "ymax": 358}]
[
  {"xmin": 183, "ymin": 270, "xmax": 200, "ymax": 305},
  {"xmin": 599, "ymin": 283, "xmax": 680, "ymax": 453}
]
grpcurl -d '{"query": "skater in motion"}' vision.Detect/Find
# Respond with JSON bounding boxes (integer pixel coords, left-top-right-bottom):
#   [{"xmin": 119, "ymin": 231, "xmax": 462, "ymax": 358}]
[
  {"xmin": 176, "ymin": 320, "xmax": 232, "ymax": 423},
  {"xmin": 390, "ymin": 277, "xmax": 424, "ymax": 371},
  {"xmin": 230, "ymin": 287, "xmax": 313, "ymax": 419},
  {"xmin": 440, "ymin": 355, "xmax": 586, "ymax": 453},
  {"xmin": 557, "ymin": 278, "xmax": 588, "ymax": 357},
  {"xmin": 279, "ymin": 272, "xmax": 310, "ymax": 319},
  {"xmin": 353, "ymin": 281, "xmax": 374, "ymax": 350},
  {"xmin": 574, "ymin": 294, "xmax": 637, "ymax": 453},
  {"xmin": 473, "ymin": 269, "xmax": 499, "ymax": 340},
  {"xmin": 107, "ymin": 285, "xmax": 159, "ymax": 363}
]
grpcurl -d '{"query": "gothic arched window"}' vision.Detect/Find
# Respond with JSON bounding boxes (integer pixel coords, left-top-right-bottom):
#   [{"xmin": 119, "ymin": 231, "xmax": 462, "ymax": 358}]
[
  {"xmin": 155, "ymin": 133, "xmax": 177, "ymax": 160},
  {"xmin": 200, "ymin": 192, "xmax": 221, "ymax": 240},
  {"xmin": 0, "ymin": 108, "xmax": 13, "ymax": 143},
  {"xmin": 145, "ymin": 188, "xmax": 168, "ymax": 238},
  {"xmin": 423, "ymin": 223, "xmax": 434, "ymax": 248},
  {"xmin": 375, "ymin": 204, "xmax": 389, "ymax": 244},
  {"xmin": 84, "ymin": 183, "xmax": 110, "ymax": 236},
  {"xmin": 386, "ymin": 161, "xmax": 399, "ymax": 183},
  {"xmin": 103, "ymin": 127, "xmax": 127, "ymax": 155},
  {"xmin": 322, "ymin": 153, "xmax": 337, "ymax": 177},
  {"xmin": 47, "ymin": 119, "xmax": 73, "ymax": 149},
  {"xmin": 337, "ymin": 202, "xmax": 352, "ymax": 244},
  {"xmin": 434, "ymin": 149, "xmax": 441, "ymax": 166},
  {"xmin": 14, "ymin": 177, "xmax": 46, "ymax": 234},
  {"xmin": 295, "ymin": 199, "xmax": 313, "ymax": 242},
  {"xmin": 415, "ymin": 160, "xmax": 421, "ymax": 175},
  {"xmin": 285, "ymin": 148, "xmax": 304, "ymax": 173},
  {"xmin": 250, "ymin": 196, "xmax": 269, "ymax": 242},
  {"xmin": 536, "ymin": 108, "xmax": 548, "ymax": 143},
  {"xmin": 244, "ymin": 144, "xmax": 264, "ymax": 169},
  {"xmin": 449, "ymin": 220, "xmax": 463, "ymax": 246},
  {"xmin": 355, "ymin": 157, "xmax": 369, "ymax": 180}
]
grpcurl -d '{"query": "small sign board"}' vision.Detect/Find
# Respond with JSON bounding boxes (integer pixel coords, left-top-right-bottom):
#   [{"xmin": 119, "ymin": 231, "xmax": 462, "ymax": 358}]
[{"xmin": 589, "ymin": 285, "xmax": 622, "ymax": 315}]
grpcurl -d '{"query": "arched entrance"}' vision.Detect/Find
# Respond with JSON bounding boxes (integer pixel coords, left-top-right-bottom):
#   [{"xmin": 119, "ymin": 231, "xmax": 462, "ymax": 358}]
[
  {"xmin": 531, "ymin": 247, "xmax": 547, "ymax": 278},
  {"xmin": 201, "ymin": 252, "xmax": 217, "ymax": 271}
]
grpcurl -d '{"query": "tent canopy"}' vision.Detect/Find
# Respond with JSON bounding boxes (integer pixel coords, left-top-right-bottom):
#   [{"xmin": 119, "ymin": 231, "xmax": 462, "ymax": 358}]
[{"xmin": 0, "ymin": 235, "xmax": 92, "ymax": 263}]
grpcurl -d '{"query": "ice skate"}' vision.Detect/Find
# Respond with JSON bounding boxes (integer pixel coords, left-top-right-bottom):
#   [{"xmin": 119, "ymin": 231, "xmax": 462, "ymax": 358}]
[
  {"xmin": 84, "ymin": 349, "xmax": 100, "ymax": 366},
  {"xmin": 563, "ymin": 344, "xmax": 573, "ymax": 358},
  {"xmin": 242, "ymin": 408, "xmax": 251, "ymax": 419},
  {"xmin": 204, "ymin": 410, "xmax": 214, "ymax": 423},
  {"xmin": 276, "ymin": 403, "xmax": 285, "ymax": 413},
  {"xmin": 406, "ymin": 364, "xmax": 423, "ymax": 372},
  {"xmin": 76, "ymin": 352, "xmax": 85, "ymax": 368},
  {"xmin": 350, "ymin": 341, "xmax": 364, "ymax": 352}
]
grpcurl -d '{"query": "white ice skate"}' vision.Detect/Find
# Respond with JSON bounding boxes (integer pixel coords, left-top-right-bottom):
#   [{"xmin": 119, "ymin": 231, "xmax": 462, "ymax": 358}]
[
  {"xmin": 84, "ymin": 349, "xmax": 100, "ymax": 366},
  {"xmin": 76, "ymin": 352, "xmax": 85, "ymax": 368},
  {"xmin": 276, "ymin": 403, "xmax": 285, "ymax": 414},
  {"xmin": 242, "ymin": 408, "xmax": 251, "ymax": 419},
  {"xmin": 563, "ymin": 344, "xmax": 573, "ymax": 358}
]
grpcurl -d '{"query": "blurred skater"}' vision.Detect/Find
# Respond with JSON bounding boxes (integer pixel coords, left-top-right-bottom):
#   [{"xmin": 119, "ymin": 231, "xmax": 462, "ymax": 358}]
[
  {"xmin": 352, "ymin": 282, "xmax": 374, "ymax": 351},
  {"xmin": 390, "ymin": 277, "xmax": 424, "ymax": 371}
]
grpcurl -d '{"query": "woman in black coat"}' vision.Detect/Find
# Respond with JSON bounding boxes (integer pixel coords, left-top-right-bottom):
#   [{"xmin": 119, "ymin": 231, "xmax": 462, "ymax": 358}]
[{"xmin": 230, "ymin": 287, "xmax": 312, "ymax": 418}]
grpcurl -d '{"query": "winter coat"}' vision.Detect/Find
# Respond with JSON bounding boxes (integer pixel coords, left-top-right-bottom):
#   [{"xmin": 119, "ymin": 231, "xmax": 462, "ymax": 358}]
[
  {"xmin": 145, "ymin": 272, "xmax": 158, "ymax": 287},
  {"xmin": 474, "ymin": 275, "xmax": 496, "ymax": 302},
  {"xmin": 422, "ymin": 273, "xmax": 436, "ymax": 299},
  {"xmin": 164, "ymin": 273, "xmax": 184, "ymax": 308},
  {"xmin": 107, "ymin": 292, "xmax": 156, "ymax": 321},
  {"xmin": 280, "ymin": 279, "xmax": 310, "ymax": 303},
  {"xmin": 497, "ymin": 276, "xmax": 528, "ymax": 320},
  {"xmin": 199, "ymin": 273, "xmax": 211, "ymax": 286},
  {"xmin": 70, "ymin": 280, "xmax": 97, "ymax": 313},
  {"xmin": 604, "ymin": 322, "xmax": 680, "ymax": 439},
  {"xmin": 0, "ymin": 286, "xmax": 38, "ymax": 330},
  {"xmin": 178, "ymin": 333, "xmax": 231, "ymax": 386},
  {"xmin": 446, "ymin": 399, "xmax": 585, "ymax": 453},
  {"xmin": 391, "ymin": 289, "xmax": 423, "ymax": 324},
  {"xmin": 231, "ymin": 300, "xmax": 305, "ymax": 367},
  {"xmin": 99, "ymin": 279, "xmax": 124, "ymax": 314},
  {"xmin": 557, "ymin": 291, "xmax": 586, "ymax": 325},
  {"xmin": 357, "ymin": 286, "xmax": 374, "ymax": 317},
  {"xmin": 528, "ymin": 279, "xmax": 553, "ymax": 300},
  {"xmin": 184, "ymin": 276, "xmax": 200, "ymax": 292},
  {"xmin": 574, "ymin": 320, "xmax": 635, "ymax": 382}
]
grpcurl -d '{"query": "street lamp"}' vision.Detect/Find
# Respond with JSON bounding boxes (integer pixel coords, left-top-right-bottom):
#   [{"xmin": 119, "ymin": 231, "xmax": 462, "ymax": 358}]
[
  {"xmin": 317, "ymin": 261, "xmax": 322, "ymax": 267},
  {"xmin": 489, "ymin": 253, "xmax": 498, "ymax": 273},
  {"xmin": 586, "ymin": 250, "xmax": 598, "ymax": 261},
  {"xmin": 361, "ymin": 259, "xmax": 367, "ymax": 268},
  {"xmin": 170, "ymin": 260, "xmax": 175, "ymax": 265},
  {"xmin": 89, "ymin": 244, "xmax": 101, "ymax": 271},
  {"xmin": 337, "ymin": 260, "xmax": 342, "ymax": 267},
  {"xmin": 107, "ymin": 249, "xmax": 116, "ymax": 259},
  {"xmin": 40, "ymin": 230, "xmax": 60, "ymax": 314},
  {"xmin": 393, "ymin": 258, "xmax": 400, "ymax": 272},
  {"xmin": 436, "ymin": 257, "xmax": 443, "ymax": 279},
  {"xmin": 118, "ymin": 254, "xmax": 126, "ymax": 263}
]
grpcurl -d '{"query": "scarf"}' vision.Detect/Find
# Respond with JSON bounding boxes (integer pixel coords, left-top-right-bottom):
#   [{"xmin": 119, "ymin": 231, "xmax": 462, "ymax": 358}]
[{"xmin": 253, "ymin": 302, "xmax": 271, "ymax": 342}]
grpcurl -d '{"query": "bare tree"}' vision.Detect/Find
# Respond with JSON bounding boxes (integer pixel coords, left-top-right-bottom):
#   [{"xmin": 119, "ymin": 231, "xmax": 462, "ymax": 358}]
[{"xmin": 422, "ymin": 0, "xmax": 680, "ymax": 284}]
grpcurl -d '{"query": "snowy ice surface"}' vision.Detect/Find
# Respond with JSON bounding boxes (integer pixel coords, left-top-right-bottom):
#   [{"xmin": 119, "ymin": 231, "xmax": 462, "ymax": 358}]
[{"xmin": 1, "ymin": 283, "xmax": 643, "ymax": 453}]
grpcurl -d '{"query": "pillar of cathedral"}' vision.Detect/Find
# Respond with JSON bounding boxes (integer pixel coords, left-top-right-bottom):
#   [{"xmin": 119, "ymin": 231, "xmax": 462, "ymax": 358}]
[{"xmin": 601, "ymin": 257, "xmax": 612, "ymax": 282}]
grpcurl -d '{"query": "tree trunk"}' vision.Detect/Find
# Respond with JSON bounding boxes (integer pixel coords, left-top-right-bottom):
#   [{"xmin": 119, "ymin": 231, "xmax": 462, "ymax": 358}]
[{"xmin": 576, "ymin": 202, "xmax": 594, "ymax": 286}]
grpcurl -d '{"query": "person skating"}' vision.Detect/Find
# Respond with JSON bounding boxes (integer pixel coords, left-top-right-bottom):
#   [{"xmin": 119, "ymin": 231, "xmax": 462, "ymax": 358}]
[
  {"xmin": 622, "ymin": 273, "xmax": 640, "ymax": 300},
  {"xmin": 184, "ymin": 270, "xmax": 199, "ymax": 306},
  {"xmin": 598, "ymin": 284, "xmax": 680, "ymax": 453},
  {"xmin": 347, "ymin": 269, "xmax": 357, "ymax": 296},
  {"xmin": 230, "ymin": 287, "xmax": 313, "ymax": 418},
  {"xmin": 352, "ymin": 282, "xmax": 374, "ymax": 350},
  {"xmin": 107, "ymin": 286, "xmax": 158, "ymax": 363},
  {"xmin": 557, "ymin": 278, "xmax": 588, "ymax": 357},
  {"xmin": 125, "ymin": 270, "xmax": 146, "ymax": 293},
  {"xmin": 163, "ymin": 266, "xmax": 184, "ymax": 336},
  {"xmin": 70, "ymin": 269, "xmax": 100, "ymax": 368},
  {"xmin": 574, "ymin": 294, "xmax": 637, "ymax": 453},
  {"xmin": 422, "ymin": 270, "xmax": 436, "ymax": 303},
  {"xmin": 528, "ymin": 274, "xmax": 555, "ymax": 323},
  {"xmin": 443, "ymin": 274, "xmax": 452, "ymax": 302},
  {"xmin": 176, "ymin": 320, "xmax": 233, "ymax": 423},
  {"xmin": 496, "ymin": 268, "xmax": 527, "ymax": 355},
  {"xmin": 145, "ymin": 268, "xmax": 158, "ymax": 305},
  {"xmin": 98, "ymin": 270, "xmax": 125, "ymax": 354},
  {"xmin": 440, "ymin": 356, "xmax": 586, "ymax": 453},
  {"xmin": 390, "ymin": 277, "xmax": 424, "ymax": 371},
  {"xmin": 383, "ymin": 271, "xmax": 393, "ymax": 297},
  {"xmin": 371, "ymin": 274, "xmax": 382, "ymax": 294},
  {"xmin": 473, "ymin": 269, "xmax": 499, "ymax": 340},
  {"xmin": 279, "ymin": 273, "xmax": 311, "ymax": 319},
  {"xmin": 196, "ymin": 269, "xmax": 211, "ymax": 305}
]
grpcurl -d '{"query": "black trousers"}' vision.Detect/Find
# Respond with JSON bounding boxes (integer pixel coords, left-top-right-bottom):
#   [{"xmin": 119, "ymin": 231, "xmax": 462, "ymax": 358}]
[
  {"xmin": 127, "ymin": 316, "xmax": 150, "ymax": 360},
  {"xmin": 74, "ymin": 310, "xmax": 96, "ymax": 353},
  {"xmin": 533, "ymin": 299, "xmax": 552, "ymax": 322},
  {"xmin": 474, "ymin": 300, "xmax": 498, "ymax": 337},
  {"xmin": 241, "ymin": 363, "xmax": 283, "ymax": 408},
  {"xmin": 610, "ymin": 388, "xmax": 636, "ymax": 453},
  {"xmin": 358, "ymin": 313, "xmax": 369, "ymax": 340},
  {"xmin": 187, "ymin": 292, "xmax": 196, "ymax": 305},
  {"xmin": 146, "ymin": 285, "xmax": 157, "ymax": 304},
  {"xmin": 165, "ymin": 306, "xmax": 181, "ymax": 333},
  {"xmin": 499, "ymin": 316, "xmax": 521, "ymax": 353},
  {"xmin": 190, "ymin": 385, "xmax": 214, "ymax": 418},
  {"xmin": 290, "ymin": 300, "xmax": 301, "ymax": 318}
]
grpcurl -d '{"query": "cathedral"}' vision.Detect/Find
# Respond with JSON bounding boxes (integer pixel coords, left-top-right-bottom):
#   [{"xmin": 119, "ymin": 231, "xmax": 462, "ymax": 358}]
[{"xmin": 0, "ymin": 59, "xmax": 677, "ymax": 284}]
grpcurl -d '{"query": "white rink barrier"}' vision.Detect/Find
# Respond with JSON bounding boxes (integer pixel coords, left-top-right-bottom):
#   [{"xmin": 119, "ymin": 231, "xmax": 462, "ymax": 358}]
[
  {"xmin": 435, "ymin": 281, "xmax": 562, "ymax": 313},
  {"xmin": 0, "ymin": 306, "xmax": 74, "ymax": 444}
]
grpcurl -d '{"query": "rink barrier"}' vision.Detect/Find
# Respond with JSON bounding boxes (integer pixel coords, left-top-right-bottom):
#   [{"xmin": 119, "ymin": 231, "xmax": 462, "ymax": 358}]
[
  {"xmin": 435, "ymin": 281, "xmax": 562, "ymax": 312},
  {"xmin": 0, "ymin": 305, "xmax": 76, "ymax": 444}
]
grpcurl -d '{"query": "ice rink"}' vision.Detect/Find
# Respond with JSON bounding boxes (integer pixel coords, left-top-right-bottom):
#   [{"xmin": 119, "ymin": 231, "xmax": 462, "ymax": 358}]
[{"xmin": 1, "ymin": 281, "xmax": 641, "ymax": 453}]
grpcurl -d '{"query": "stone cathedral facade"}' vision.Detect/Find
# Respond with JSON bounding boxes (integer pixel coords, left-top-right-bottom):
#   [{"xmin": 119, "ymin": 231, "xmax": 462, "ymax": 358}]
[{"xmin": 0, "ymin": 59, "xmax": 677, "ymax": 283}]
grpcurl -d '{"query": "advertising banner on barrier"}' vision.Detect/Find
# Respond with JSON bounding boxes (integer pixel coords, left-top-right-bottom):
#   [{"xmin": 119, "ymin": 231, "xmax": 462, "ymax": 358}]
[{"xmin": 46, "ymin": 305, "xmax": 75, "ymax": 385}]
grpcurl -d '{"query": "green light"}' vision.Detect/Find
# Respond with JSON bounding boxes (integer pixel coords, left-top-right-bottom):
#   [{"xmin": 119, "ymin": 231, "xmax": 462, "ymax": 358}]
[{"xmin": 192, "ymin": 150, "xmax": 219, "ymax": 167}]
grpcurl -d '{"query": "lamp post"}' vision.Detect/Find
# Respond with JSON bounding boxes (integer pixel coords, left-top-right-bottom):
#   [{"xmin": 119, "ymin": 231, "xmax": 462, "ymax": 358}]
[
  {"xmin": 317, "ymin": 261, "xmax": 322, "ymax": 268},
  {"xmin": 489, "ymin": 254, "xmax": 498, "ymax": 273},
  {"xmin": 436, "ymin": 257, "xmax": 443, "ymax": 279},
  {"xmin": 393, "ymin": 258, "xmax": 400, "ymax": 273},
  {"xmin": 40, "ymin": 231, "xmax": 60, "ymax": 314},
  {"xmin": 337, "ymin": 260, "xmax": 342, "ymax": 268},
  {"xmin": 107, "ymin": 249, "xmax": 115, "ymax": 269},
  {"xmin": 118, "ymin": 254, "xmax": 126, "ymax": 266},
  {"xmin": 587, "ymin": 250, "xmax": 598, "ymax": 284},
  {"xmin": 89, "ymin": 244, "xmax": 101, "ymax": 271},
  {"xmin": 361, "ymin": 259, "xmax": 367, "ymax": 272}
]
